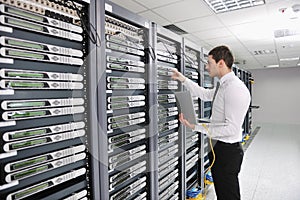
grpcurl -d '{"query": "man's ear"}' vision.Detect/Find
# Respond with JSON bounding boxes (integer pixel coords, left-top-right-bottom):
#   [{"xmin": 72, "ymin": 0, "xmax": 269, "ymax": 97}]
[{"xmin": 217, "ymin": 59, "xmax": 225, "ymax": 68}]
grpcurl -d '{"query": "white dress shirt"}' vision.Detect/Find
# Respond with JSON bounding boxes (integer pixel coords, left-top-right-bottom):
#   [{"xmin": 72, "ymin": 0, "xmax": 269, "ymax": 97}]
[{"xmin": 183, "ymin": 71, "xmax": 251, "ymax": 143}]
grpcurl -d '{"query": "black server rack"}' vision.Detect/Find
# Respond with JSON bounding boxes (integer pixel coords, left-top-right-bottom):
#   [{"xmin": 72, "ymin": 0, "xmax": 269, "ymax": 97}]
[
  {"xmin": 243, "ymin": 70, "xmax": 253, "ymax": 141},
  {"xmin": 101, "ymin": 2, "xmax": 151, "ymax": 200},
  {"xmin": 232, "ymin": 65, "xmax": 253, "ymax": 144},
  {"xmin": 247, "ymin": 73, "xmax": 253, "ymax": 136},
  {"xmin": 154, "ymin": 23, "xmax": 183, "ymax": 200},
  {"xmin": 200, "ymin": 50, "xmax": 215, "ymax": 187},
  {"xmin": 0, "ymin": 0, "xmax": 96, "ymax": 199},
  {"xmin": 182, "ymin": 38, "xmax": 201, "ymax": 193}
]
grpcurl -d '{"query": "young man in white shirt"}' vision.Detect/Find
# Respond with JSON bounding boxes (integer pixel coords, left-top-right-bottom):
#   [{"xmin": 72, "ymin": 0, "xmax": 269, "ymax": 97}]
[{"xmin": 172, "ymin": 45, "xmax": 251, "ymax": 200}]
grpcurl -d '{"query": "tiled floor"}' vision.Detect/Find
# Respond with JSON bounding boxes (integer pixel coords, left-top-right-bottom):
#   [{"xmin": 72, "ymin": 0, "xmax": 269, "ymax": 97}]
[{"xmin": 205, "ymin": 123, "xmax": 300, "ymax": 200}]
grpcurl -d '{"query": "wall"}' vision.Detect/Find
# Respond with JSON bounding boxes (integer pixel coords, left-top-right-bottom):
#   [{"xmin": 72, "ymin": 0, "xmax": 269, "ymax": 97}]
[{"xmin": 249, "ymin": 67, "xmax": 300, "ymax": 125}]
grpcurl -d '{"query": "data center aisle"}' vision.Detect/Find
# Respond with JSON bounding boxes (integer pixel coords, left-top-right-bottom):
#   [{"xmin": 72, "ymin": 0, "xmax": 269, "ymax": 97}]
[
  {"xmin": 240, "ymin": 123, "xmax": 300, "ymax": 200},
  {"xmin": 206, "ymin": 123, "xmax": 300, "ymax": 200}
]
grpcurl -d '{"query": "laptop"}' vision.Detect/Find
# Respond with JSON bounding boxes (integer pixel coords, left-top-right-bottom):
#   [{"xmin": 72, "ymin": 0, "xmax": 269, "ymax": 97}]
[{"xmin": 174, "ymin": 91, "xmax": 227, "ymax": 126}]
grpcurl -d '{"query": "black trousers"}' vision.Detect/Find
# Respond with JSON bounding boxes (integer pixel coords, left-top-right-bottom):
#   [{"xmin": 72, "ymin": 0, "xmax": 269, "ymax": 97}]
[{"xmin": 208, "ymin": 141, "xmax": 244, "ymax": 200}]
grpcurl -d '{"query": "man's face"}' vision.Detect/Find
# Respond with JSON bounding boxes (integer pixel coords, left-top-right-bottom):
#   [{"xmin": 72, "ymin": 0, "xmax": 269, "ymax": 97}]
[{"xmin": 206, "ymin": 55, "xmax": 219, "ymax": 78}]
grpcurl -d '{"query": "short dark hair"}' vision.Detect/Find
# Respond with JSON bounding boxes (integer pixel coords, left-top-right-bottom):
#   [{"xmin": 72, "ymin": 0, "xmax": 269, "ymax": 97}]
[{"xmin": 208, "ymin": 45, "xmax": 234, "ymax": 68}]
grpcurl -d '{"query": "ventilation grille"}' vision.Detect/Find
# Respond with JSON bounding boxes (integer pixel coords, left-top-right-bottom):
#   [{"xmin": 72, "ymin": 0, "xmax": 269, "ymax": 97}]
[
  {"xmin": 163, "ymin": 24, "xmax": 188, "ymax": 35},
  {"xmin": 204, "ymin": 0, "xmax": 265, "ymax": 13}
]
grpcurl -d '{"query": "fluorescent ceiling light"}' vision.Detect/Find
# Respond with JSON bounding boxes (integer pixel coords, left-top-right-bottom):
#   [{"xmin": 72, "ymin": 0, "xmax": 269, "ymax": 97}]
[
  {"xmin": 280, "ymin": 57, "xmax": 299, "ymax": 61},
  {"xmin": 204, "ymin": 0, "xmax": 265, "ymax": 13},
  {"xmin": 266, "ymin": 64, "xmax": 279, "ymax": 68}
]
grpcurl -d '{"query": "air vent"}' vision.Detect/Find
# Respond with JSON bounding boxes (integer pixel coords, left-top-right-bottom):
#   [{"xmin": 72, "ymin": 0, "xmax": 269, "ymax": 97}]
[
  {"xmin": 163, "ymin": 24, "xmax": 188, "ymax": 35},
  {"xmin": 204, "ymin": 0, "xmax": 265, "ymax": 13},
  {"xmin": 252, "ymin": 49, "xmax": 276, "ymax": 55},
  {"xmin": 274, "ymin": 29, "xmax": 300, "ymax": 38}
]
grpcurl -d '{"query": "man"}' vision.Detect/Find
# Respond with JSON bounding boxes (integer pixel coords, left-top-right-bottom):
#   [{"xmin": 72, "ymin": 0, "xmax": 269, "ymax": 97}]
[{"xmin": 172, "ymin": 45, "xmax": 251, "ymax": 200}]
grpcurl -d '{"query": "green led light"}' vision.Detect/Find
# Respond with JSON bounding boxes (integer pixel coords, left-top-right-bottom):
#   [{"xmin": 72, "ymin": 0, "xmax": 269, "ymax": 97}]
[
  {"xmin": 8, "ymin": 101, "xmax": 46, "ymax": 108},
  {"xmin": 110, "ymin": 134, "xmax": 128, "ymax": 143},
  {"xmin": 108, "ymin": 57, "xmax": 119, "ymax": 62},
  {"xmin": 8, "ymin": 81, "xmax": 45, "ymax": 88},
  {"xmin": 8, "ymin": 50, "xmax": 45, "ymax": 60},
  {"xmin": 112, "ymin": 174, "xmax": 130, "ymax": 187},
  {"xmin": 110, "ymin": 115, "xmax": 128, "ymax": 123},
  {"xmin": 8, "ymin": 18, "xmax": 43, "ymax": 31},
  {"xmin": 12, "ymin": 156, "xmax": 48, "ymax": 170},
  {"xmin": 7, "ymin": 7, "xmax": 44, "ymax": 22},
  {"xmin": 14, "ymin": 183, "xmax": 49, "ymax": 199},
  {"xmin": 110, "ymin": 103, "xmax": 128, "ymax": 109},
  {"xmin": 13, "ymin": 165, "xmax": 49, "ymax": 180},
  {"xmin": 7, "ymin": 71, "xmax": 44, "ymax": 78},
  {"xmin": 11, "ymin": 129, "xmax": 47, "ymax": 139},
  {"xmin": 10, "ymin": 110, "xmax": 46, "ymax": 119},
  {"xmin": 109, "ymin": 96, "xmax": 127, "ymax": 102},
  {"xmin": 11, "ymin": 138, "xmax": 47, "ymax": 150},
  {"xmin": 110, "ymin": 77, "xmax": 127, "ymax": 83},
  {"xmin": 110, "ymin": 140, "xmax": 129, "ymax": 149},
  {"xmin": 109, "ymin": 84, "xmax": 128, "ymax": 89},
  {"xmin": 111, "ymin": 121, "xmax": 127, "ymax": 129},
  {"xmin": 109, "ymin": 64, "xmax": 127, "ymax": 70},
  {"xmin": 7, "ymin": 39, "xmax": 44, "ymax": 50}
]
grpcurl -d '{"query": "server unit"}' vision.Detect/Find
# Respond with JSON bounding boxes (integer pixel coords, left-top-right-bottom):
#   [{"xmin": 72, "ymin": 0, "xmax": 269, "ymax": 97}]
[{"xmin": 0, "ymin": 0, "xmax": 95, "ymax": 199}]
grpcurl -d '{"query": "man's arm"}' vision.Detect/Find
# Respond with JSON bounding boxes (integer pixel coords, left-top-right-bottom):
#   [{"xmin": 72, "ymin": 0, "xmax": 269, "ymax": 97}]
[{"xmin": 171, "ymin": 68, "xmax": 215, "ymax": 101}]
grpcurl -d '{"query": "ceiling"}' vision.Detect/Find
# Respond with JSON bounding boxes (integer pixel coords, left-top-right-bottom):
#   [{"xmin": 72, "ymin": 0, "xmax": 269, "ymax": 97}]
[{"xmin": 108, "ymin": 0, "xmax": 300, "ymax": 70}]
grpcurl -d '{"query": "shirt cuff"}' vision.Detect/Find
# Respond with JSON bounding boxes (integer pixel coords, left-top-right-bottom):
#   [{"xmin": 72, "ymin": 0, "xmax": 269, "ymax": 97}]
[{"xmin": 193, "ymin": 124, "xmax": 206, "ymax": 133}]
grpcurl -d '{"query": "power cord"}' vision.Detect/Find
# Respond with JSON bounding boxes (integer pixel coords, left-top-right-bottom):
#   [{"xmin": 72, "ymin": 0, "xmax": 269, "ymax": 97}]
[{"xmin": 68, "ymin": 1, "xmax": 101, "ymax": 47}]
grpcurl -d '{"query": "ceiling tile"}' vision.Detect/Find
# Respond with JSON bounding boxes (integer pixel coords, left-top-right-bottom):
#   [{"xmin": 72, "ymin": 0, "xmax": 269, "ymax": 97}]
[
  {"xmin": 217, "ymin": 5, "xmax": 268, "ymax": 26},
  {"xmin": 236, "ymin": 58, "xmax": 262, "ymax": 69},
  {"xmin": 183, "ymin": 34, "xmax": 203, "ymax": 44},
  {"xmin": 138, "ymin": 11, "xmax": 171, "ymax": 26},
  {"xmin": 193, "ymin": 28, "xmax": 232, "ymax": 40},
  {"xmin": 133, "ymin": 0, "xmax": 183, "ymax": 9},
  {"xmin": 153, "ymin": 0, "xmax": 213, "ymax": 23},
  {"xmin": 277, "ymin": 50, "xmax": 300, "ymax": 58},
  {"xmin": 175, "ymin": 15, "xmax": 224, "ymax": 33},
  {"xmin": 204, "ymin": 36, "xmax": 241, "ymax": 47},
  {"xmin": 109, "ymin": 0, "xmax": 147, "ymax": 13},
  {"xmin": 254, "ymin": 54, "xmax": 279, "ymax": 65},
  {"xmin": 280, "ymin": 60, "xmax": 299, "ymax": 68},
  {"xmin": 229, "ymin": 21, "xmax": 274, "ymax": 41}
]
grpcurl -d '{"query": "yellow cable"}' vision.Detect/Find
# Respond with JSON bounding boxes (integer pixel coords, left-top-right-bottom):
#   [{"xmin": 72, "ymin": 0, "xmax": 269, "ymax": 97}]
[{"xmin": 201, "ymin": 124, "xmax": 216, "ymax": 199}]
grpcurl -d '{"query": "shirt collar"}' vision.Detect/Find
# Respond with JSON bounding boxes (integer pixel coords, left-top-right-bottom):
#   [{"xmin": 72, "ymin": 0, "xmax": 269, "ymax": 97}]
[{"xmin": 219, "ymin": 71, "xmax": 235, "ymax": 85}]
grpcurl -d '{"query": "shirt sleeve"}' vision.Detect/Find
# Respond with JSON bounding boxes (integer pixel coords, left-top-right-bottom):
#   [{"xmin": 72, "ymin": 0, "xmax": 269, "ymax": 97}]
[
  {"xmin": 193, "ymin": 84, "xmax": 251, "ymax": 140},
  {"xmin": 182, "ymin": 78, "xmax": 215, "ymax": 101}
]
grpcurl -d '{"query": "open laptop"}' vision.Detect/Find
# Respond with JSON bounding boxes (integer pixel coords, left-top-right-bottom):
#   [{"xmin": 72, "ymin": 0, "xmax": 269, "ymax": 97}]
[{"xmin": 174, "ymin": 91, "xmax": 227, "ymax": 126}]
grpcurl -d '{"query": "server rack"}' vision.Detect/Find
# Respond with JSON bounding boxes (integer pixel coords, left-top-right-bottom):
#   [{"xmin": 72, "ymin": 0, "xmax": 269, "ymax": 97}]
[
  {"xmin": 232, "ymin": 65, "xmax": 253, "ymax": 144},
  {"xmin": 0, "ymin": 0, "xmax": 96, "ymax": 199},
  {"xmin": 154, "ymin": 23, "xmax": 183, "ymax": 200},
  {"xmin": 101, "ymin": 1, "xmax": 151, "ymax": 200},
  {"xmin": 182, "ymin": 38, "xmax": 202, "ymax": 194},
  {"xmin": 200, "ymin": 49, "xmax": 215, "ymax": 189},
  {"xmin": 247, "ymin": 73, "xmax": 253, "ymax": 136}
]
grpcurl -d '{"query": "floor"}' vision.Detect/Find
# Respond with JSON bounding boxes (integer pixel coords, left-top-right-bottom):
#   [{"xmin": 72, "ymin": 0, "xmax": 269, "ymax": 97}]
[{"xmin": 205, "ymin": 123, "xmax": 300, "ymax": 200}]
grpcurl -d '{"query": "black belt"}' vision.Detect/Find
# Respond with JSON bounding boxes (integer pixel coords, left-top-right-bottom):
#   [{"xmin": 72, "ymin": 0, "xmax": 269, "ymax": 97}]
[{"xmin": 217, "ymin": 141, "xmax": 240, "ymax": 146}]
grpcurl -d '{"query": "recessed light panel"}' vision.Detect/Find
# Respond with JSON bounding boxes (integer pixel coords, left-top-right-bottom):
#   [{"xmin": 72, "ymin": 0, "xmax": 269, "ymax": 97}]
[
  {"xmin": 204, "ymin": 0, "xmax": 265, "ymax": 13},
  {"xmin": 280, "ymin": 57, "xmax": 299, "ymax": 61}
]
